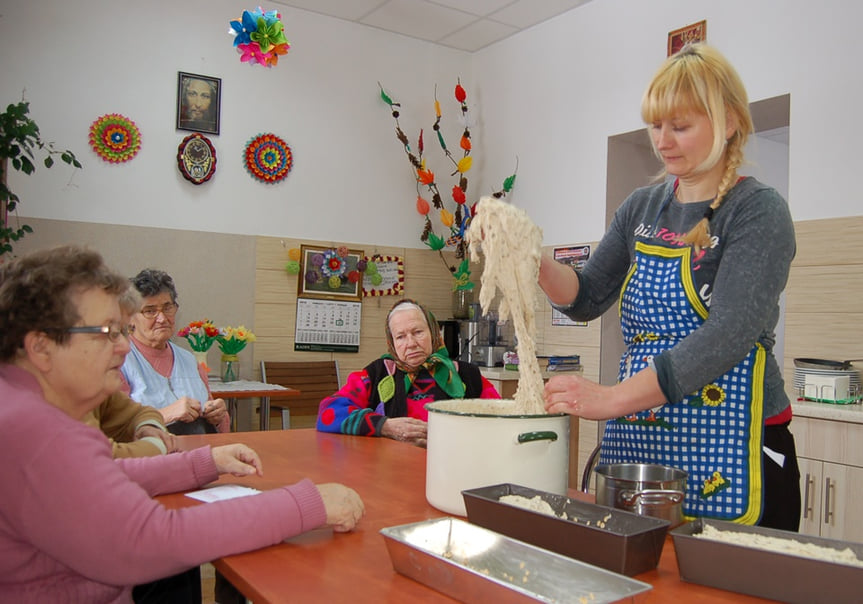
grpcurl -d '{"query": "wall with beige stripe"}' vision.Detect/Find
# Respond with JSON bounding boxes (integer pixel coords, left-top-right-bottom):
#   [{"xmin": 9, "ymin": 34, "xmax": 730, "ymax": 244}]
[{"xmin": 18, "ymin": 213, "xmax": 853, "ymax": 485}]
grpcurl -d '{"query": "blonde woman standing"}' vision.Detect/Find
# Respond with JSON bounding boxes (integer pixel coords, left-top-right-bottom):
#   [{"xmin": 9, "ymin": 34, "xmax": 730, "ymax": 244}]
[{"xmin": 540, "ymin": 44, "xmax": 799, "ymax": 530}]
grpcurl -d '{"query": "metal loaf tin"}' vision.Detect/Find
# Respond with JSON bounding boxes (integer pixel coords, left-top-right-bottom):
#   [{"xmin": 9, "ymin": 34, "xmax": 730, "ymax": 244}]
[
  {"xmin": 381, "ymin": 517, "xmax": 652, "ymax": 603},
  {"xmin": 671, "ymin": 518, "xmax": 863, "ymax": 603},
  {"xmin": 462, "ymin": 483, "xmax": 670, "ymax": 576}
]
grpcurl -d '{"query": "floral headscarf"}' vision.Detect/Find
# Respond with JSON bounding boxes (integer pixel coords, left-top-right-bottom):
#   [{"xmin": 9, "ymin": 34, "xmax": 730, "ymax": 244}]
[{"xmin": 383, "ymin": 298, "xmax": 465, "ymax": 398}]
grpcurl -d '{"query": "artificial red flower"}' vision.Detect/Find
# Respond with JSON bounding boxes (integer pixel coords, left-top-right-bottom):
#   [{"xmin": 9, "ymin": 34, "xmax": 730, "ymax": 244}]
[{"xmin": 451, "ymin": 186, "xmax": 466, "ymax": 204}]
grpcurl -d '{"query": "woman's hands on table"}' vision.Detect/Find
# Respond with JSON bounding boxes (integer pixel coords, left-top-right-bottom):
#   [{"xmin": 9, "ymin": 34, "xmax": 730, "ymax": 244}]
[
  {"xmin": 381, "ymin": 417, "xmax": 427, "ymax": 448},
  {"xmin": 212, "ymin": 443, "xmax": 263, "ymax": 477},
  {"xmin": 316, "ymin": 483, "xmax": 365, "ymax": 532}
]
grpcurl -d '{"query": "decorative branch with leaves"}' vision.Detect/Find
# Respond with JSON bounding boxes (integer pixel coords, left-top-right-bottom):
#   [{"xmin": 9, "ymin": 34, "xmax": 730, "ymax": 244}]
[
  {"xmin": 0, "ymin": 100, "xmax": 82, "ymax": 257},
  {"xmin": 379, "ymin": 81, "xmax": 515, "ymax": 290}
]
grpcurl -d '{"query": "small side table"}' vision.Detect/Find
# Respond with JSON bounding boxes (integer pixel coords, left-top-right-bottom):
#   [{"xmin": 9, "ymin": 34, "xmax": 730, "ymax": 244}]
[{"xmin": 209, "ymin": 380, "xmax": 301, "ymax": 431}]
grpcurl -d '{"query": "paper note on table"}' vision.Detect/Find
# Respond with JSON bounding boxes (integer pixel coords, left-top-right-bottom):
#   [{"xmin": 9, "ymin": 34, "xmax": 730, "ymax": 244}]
[{"xmin": 185, "ymin": 484, "xmax": 262, "ymax": 503}]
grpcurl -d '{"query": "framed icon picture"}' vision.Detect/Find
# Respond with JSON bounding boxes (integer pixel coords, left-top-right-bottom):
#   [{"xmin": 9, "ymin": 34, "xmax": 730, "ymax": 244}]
[
  {"xmin": 297, "ymin": 245, "xmax": 365, "ymax": 301},
  {"xmin": 176, "ymin": 71, "xmax": 221, "ymax": 135},
  {"xmin": 667, "ymin": 20, "xmax": 706, "ymax": 56}
]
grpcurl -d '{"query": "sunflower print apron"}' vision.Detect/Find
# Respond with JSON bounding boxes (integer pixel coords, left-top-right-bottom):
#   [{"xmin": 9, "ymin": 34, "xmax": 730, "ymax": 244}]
[{"xmin": 599, "ymin": 240, "xmax": 765, "ymax": 524}]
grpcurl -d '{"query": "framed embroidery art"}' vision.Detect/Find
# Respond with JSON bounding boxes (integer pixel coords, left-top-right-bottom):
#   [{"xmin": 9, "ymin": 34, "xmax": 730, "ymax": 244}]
[{"xmin": 298, "ymin": 245, "xmax": 365, "ymax": 302}]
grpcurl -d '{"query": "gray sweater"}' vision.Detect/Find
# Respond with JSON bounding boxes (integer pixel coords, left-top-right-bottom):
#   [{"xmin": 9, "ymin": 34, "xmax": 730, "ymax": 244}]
[{"xmin": 554, "ymin": 177, "xmax": 795, "ymax": 418}]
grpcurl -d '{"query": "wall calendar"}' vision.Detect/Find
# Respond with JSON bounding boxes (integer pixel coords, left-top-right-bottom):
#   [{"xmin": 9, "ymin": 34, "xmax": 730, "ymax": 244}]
[{"xmin": 294, "ymin": 298, "xmax": 362, "ymax": 353}]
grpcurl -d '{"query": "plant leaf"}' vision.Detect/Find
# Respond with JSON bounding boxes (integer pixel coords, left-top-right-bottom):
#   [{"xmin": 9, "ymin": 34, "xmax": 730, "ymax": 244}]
[{"xmin": 503, "ymin": 174, "xmax": 516, "ymax": 192}]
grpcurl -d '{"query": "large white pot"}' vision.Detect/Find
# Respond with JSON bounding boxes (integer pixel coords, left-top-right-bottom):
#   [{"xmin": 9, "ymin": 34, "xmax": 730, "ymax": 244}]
[{"xmin": 425, "ymin": 399, "xmax": 570, "ymax": 516}]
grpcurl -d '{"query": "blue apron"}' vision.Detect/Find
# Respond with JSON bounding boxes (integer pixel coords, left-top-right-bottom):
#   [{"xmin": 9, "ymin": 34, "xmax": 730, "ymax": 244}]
[{"xmin": 599, "ymin": 240, "xmax": 765, "ymax": 524}]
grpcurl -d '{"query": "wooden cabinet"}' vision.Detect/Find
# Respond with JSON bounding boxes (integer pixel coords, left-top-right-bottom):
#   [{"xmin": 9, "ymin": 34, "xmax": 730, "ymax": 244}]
[
  {"xmin": 798, "ymin": 457, "xmax": 863, "ymax": 541},
  {"xmin": 790, "ymin": 415, "xmax": 863, "ymax": 541}
]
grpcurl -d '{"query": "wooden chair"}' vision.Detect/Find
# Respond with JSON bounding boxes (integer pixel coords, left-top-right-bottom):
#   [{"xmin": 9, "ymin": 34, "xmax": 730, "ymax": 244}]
[{"xmin": 260, "ymin": 360, "xmax": 341, "ymax": 429}]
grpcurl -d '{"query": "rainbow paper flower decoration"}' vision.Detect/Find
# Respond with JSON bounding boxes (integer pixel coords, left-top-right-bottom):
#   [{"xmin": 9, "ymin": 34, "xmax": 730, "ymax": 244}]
[
  {"xmin": 89, "ymin": 114, "xmax": 141, "ymax": 163},
  {"xmin": 229, "ymin": 7, "xmax": 290, "ymax": 67},
  {"xmin": 320, "ymin": 249, "xmax": 346, "ymax": 278},
  {"xmin": 243, "ymin": 133, "xmax": 293, "ymax": 183}
]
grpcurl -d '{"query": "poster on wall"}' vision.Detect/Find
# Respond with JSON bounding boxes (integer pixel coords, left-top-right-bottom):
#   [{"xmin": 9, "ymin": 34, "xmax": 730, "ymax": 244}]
[
  {"xmin": 362, "ymin": 255, "xmax": 404, "ymax": 297},
  {"xmin": 294, "ymin": 297, "xmax": 362, "ymax": 353},
  {"xmin": 551, "ymin": 244, "xmax": 591, "ymax": 327}
]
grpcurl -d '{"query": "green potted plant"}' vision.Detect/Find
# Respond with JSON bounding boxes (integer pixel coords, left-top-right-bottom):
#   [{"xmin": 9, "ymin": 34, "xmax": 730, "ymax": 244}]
[{"xmin": 0, "ymin": 100, "xmax": 81, "ymax": 258}]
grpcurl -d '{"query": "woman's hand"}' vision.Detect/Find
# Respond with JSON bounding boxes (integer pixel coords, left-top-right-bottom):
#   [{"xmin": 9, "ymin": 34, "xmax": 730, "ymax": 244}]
[
  {"xmin": 380, "ymin": 417, "xmax": 428, "ymax": 448},
  {"xmin": 134, "ymin": 425, "xmax": 180, "ymax": 452},
  {"xmin": 543, "ymin": 374, "xmax": 616, "ymax": 420},
  {"xmin": 211, "ymin": 443, "xmax": 263, "ymax": 477},
  {"xmin": 316, "ymin": 483, "xmax": 365, "ymax": 532},
  {"xmin": 203, "ymin": 398, "xmax": 227, "ymax": 426},
  {"xmin": 161, "ymin": 396, "xmax": 202, "ymax": 424}
]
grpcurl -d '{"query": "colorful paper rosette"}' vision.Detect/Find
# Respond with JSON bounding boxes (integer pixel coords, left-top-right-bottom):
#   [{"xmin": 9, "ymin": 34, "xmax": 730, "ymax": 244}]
[
  {"xmin": 229, "ymin": 7, "xmax": 291, "ymax": 67},
  {"xmin": 89, "ymin": 114, "xmax": 141, "ymax": 163},
  {"xmin": 243, "ymin": 133, "xmax": 293, "ymax": 183}
]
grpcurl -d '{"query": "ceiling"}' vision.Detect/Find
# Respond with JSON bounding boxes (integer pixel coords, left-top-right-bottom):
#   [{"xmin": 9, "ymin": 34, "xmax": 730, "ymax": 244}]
[
  {"xmin": 269, "ymin": 0, "xmax": 789, "ymax": 143},
  {"xmin": 271, "ymin": 0, "xmax": 592, "ymax": 52}
]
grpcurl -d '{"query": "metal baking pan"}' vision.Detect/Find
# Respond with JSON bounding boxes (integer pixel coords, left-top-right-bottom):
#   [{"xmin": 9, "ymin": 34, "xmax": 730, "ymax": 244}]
[
  {"xmin": 463, "ymin": 483, "xmax": 669, "ymax": 576},
  {"xmin": 671, "ymin": 518, "xmax": 863, "ymax": 603},
  {"xmin": 381, "ymin": 517, "xmax": 652, "ymax": 603}
]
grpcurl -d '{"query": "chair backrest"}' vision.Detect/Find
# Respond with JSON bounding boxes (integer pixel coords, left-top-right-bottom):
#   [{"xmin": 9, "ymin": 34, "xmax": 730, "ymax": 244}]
[{"xmin": 260, "ymin": 360, "xmax": 341, "ymax": 417}]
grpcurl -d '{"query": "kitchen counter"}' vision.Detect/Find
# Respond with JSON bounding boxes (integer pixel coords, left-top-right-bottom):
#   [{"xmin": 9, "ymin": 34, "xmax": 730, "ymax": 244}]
[
  {"xmin": 792, "ymin": 398, "xmax": 863, "ymax": 424},
  {"xmin": 479, "ymin": 366, "xmax": 581, "ymax": 382}
]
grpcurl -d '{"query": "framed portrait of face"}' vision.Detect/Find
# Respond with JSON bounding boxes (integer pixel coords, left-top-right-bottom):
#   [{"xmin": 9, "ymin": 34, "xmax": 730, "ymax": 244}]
[
  {"xmin": 176, "ymin": 72, "xmax": 221, "ymax": 135},
  {"xmin": 298, "ymin": 245, "xmax": 365, "ymax": 301}
]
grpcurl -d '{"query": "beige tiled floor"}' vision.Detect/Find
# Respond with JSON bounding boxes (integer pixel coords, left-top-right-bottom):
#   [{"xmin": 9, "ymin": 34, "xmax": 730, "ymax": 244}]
[{"xmin": 201, "ymin": 563, "xmax": 216, "ymax": 604}]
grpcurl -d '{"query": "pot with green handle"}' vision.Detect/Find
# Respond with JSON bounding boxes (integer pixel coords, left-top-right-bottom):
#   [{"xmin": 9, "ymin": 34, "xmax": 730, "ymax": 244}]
[{"xmin": 425, "ymin": 399, "xmax": 569, "ymax": 516}]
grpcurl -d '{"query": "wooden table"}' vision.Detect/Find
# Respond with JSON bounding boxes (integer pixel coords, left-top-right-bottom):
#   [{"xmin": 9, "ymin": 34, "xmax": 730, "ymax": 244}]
[
  {"xmin": 209, "ymin": 380, "xmax": 300, "ymax": 431},
  {"xmin": 164, "ymin": 430, "xmax": 771, "ymax": 603}
]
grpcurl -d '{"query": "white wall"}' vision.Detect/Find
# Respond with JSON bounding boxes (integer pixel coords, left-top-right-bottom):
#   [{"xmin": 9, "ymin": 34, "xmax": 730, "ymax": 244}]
[
  {"xmin": 2, "ymin": 0, "xmax": 861, "ymax": 250},
  {"xmin": 0, "ymin": 0, "xmax": 471, "ymax": 248},
  {"xmin": 474, "ymin": 0, "xmax": 863, "ymax": 245}
]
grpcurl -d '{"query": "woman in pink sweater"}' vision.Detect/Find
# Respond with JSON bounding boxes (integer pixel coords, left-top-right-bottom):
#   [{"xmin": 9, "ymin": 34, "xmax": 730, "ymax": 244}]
[{"xmin": 0, "ymin": 245, "xmax": 364, "ymax": 603}]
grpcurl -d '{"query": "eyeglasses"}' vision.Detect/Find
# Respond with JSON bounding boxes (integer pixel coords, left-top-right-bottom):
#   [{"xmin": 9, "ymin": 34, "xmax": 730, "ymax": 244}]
[
  {"xmin": 66, "ymin": 324, "xmax": 136, "ymax": 342},
  {"xmin": 139, "ymin": 302, "xmax": 179, "ymax": 319}
]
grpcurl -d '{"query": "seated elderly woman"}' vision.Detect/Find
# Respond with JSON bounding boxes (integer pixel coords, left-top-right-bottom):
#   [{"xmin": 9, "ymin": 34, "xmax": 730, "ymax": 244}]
[
  {"xmin": 0, "ymin": 245, "xmax": 364, "ymax": 602},
  {"xmin": 317, "ymin": 299, "xmax": 500, "ymax": 447},
  {"xmin": 120, "ymin": 268, "xmax": 229, "ymax": 435},
  {"xmin": 85, "ymin": 289, "xmax": 180, "ymax": 458}
]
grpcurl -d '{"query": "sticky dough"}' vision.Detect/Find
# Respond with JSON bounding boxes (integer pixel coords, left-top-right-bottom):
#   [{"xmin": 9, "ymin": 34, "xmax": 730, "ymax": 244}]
[{"xmin": 468, "ymin": 196, "xmax": 545, "ymax": 414}]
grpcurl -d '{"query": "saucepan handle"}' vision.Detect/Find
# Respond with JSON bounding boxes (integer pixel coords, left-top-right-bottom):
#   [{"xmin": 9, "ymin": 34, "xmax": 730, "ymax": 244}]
[
  {"xmin": 517, "ymin": 431, "xmax": 558, "ymax": 444},
  {"xmin": 620, "ymin": 489, "xmax": 685, "ymax": 506}
]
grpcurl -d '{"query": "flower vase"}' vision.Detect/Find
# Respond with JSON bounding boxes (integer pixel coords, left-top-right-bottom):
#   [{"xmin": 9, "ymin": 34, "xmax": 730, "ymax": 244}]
[
  {"xmin": 451, "ymin": 289, "xmax": 473, "ymax": 319},
  {"xmin": 193, "ymin": 350, "xmax": 209, "ymax": 373},
  {"xmin": 221, "ymin": 354, "xmax": 240, "ymax": 382}
]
